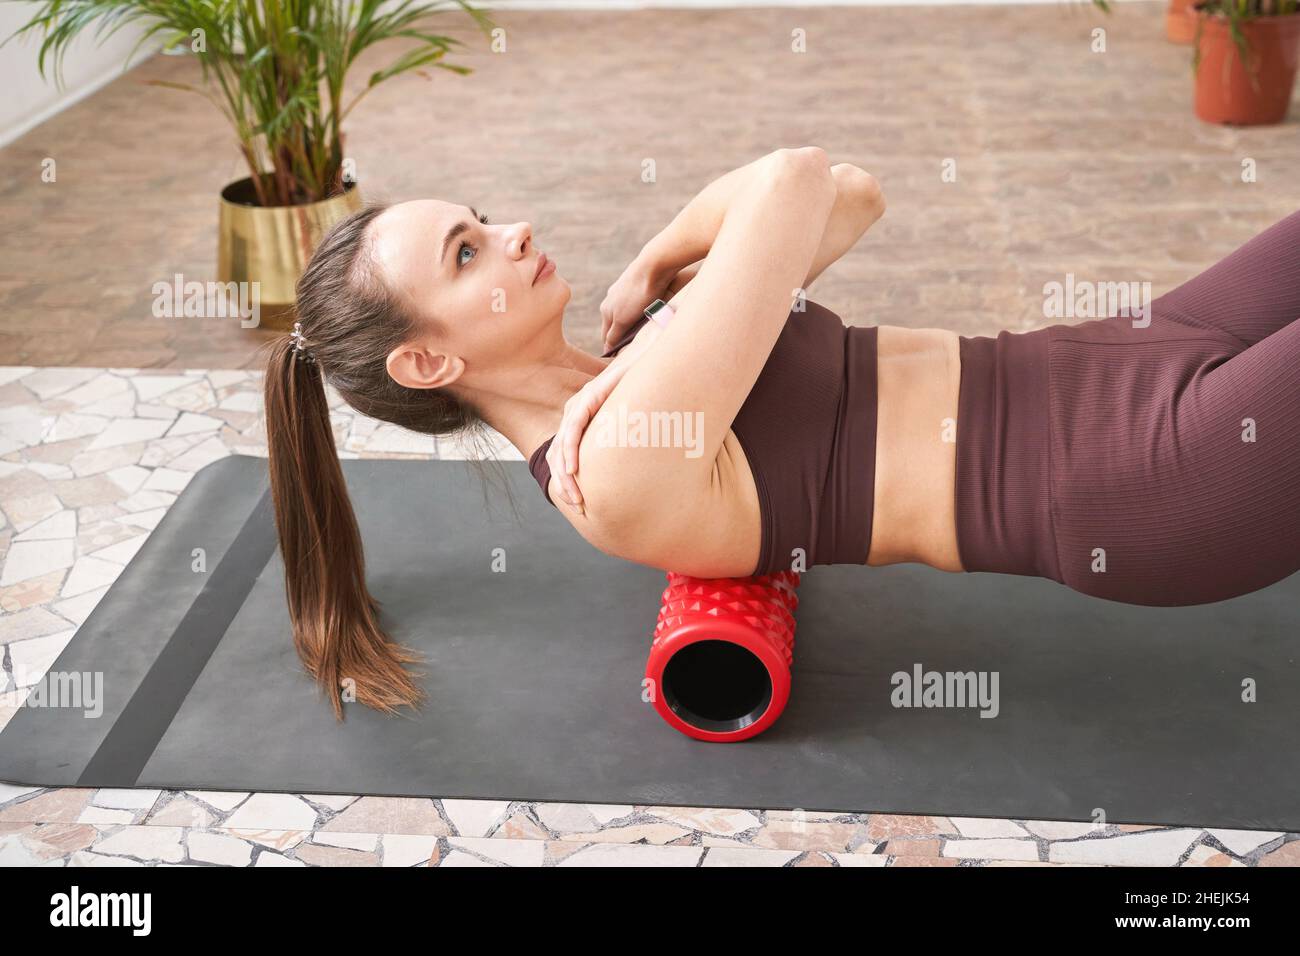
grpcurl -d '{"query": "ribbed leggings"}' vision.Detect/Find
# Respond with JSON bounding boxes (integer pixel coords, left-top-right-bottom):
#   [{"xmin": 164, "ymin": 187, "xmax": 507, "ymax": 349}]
[{"xmin": 956, "ymin": 208, "xmax": 1300, "ymax": 606}]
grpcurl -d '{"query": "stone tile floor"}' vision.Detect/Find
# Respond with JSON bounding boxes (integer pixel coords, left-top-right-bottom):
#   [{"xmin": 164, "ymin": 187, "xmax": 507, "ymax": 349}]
[{"xmin": 1, "ymin": 366, "xmax": 1297, "ymax": 867}]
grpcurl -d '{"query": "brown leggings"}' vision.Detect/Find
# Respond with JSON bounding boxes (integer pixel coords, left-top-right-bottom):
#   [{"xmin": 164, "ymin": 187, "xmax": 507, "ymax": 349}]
[{"xmin": 956, "ymin": 209, "xmax": 1300, "ymax": 606}]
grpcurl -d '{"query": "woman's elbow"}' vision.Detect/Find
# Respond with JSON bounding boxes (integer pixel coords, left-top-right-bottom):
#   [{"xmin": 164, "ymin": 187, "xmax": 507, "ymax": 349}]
[
  {"xmin": 765, "ymin": 146, "xmax": 832, "ymax": 184},
  {"xmin": 833, "ymin": 163, "xmax": 886, "ymax": 219}
]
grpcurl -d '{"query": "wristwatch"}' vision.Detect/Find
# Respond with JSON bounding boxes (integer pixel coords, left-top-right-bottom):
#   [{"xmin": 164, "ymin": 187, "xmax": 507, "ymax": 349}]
[{"xmin": 643, "ymin": 298, "xmax": 676, "ymax": 328}]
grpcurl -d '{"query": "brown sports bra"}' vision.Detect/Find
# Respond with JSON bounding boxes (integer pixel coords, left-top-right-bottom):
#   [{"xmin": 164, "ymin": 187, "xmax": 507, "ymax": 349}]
[{"xmin": 527, "ymin": 300, "xmax": 879, "ymax": 577}]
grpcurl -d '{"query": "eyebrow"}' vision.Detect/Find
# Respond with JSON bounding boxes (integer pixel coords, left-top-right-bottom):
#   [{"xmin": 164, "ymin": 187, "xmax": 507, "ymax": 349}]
[{"xmin": 440, "ymin": 205, "xmax": 480, "ymax": 270}]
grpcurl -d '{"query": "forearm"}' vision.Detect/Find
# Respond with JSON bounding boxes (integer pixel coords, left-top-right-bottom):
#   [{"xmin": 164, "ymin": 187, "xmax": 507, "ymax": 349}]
[
  {"xmin": 662, "ymin": 260, "xmax": 702, "ymax": 298},
  {"xmin": 633, "ymin": 152, "xmax": 778, "ymax": 289},
  {"xmin": 807, "ymin": 163, "xmax": 884, "ymax": 285},
  {"xmin": 655, "ymin": 163, "xmax": 883, "ymax": 299}
]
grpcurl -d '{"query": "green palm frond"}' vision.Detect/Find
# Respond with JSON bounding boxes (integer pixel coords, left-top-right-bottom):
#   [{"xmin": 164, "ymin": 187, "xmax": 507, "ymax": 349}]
[{"xmin": 4, "ymin": 0, "xmax": 496, "ymax": 206}]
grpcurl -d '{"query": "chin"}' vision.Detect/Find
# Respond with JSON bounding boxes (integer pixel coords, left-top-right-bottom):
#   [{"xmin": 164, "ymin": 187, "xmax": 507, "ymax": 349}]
[{"xmin": 549, "ymin": 273, "xmax": 573, "ymax": 305}]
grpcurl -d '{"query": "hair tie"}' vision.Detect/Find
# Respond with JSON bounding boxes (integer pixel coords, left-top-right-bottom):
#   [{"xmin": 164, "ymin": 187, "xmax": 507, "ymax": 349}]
[{"xmin": 289, "ymin": 321, "xmax": 316, "ymax": 364}]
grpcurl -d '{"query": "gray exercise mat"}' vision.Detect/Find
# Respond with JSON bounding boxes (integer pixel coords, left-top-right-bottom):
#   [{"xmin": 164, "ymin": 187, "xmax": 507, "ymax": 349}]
[{"xmin": 1, "ymin": 454, "xmax": 1297, "ymax": 831}]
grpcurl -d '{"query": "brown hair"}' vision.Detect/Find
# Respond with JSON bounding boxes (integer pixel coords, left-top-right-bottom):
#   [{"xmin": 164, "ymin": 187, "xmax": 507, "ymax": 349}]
[{"xmin": 263, "ymin": 202, "xmax": 491, "ymax": 721}]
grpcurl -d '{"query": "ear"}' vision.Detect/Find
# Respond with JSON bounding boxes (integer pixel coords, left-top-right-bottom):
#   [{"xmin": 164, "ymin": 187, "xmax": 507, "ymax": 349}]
[{"xmin": 386, "ymin": 342, "xmax": 465, "ymax": 390}]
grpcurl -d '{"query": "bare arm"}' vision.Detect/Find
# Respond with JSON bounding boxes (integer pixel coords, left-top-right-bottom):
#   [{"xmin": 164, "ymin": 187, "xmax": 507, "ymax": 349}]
[
  {"xmin": 572, "ymin": 147, "xmax": 838, "ymax": 547},
  {"xmin": 652, "ymin": 162, "xmax": 884, "ymax": 298},
  {"xmin": 634, "ymin": 154, "xmax": 775, "ymax": 287}
]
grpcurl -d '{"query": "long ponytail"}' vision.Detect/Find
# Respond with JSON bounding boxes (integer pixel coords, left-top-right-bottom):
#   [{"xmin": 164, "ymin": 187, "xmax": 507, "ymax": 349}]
[
  {"xmin": 263, "ymin": 333, "xmax": 426, "ymax": 720},
  {"xmin": 263, "ymin": 203, "xmax": 503, "ymax": 719}
]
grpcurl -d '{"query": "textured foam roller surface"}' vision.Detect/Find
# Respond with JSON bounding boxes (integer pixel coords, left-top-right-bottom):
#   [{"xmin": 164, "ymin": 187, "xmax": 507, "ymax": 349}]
[
  {"xmin": 647, "ymin": 572, "xmax": 800, "ymax": 741},
  {"xmin": 1, "ymin": 454, "xmax": 1298, "ymax": 830}
]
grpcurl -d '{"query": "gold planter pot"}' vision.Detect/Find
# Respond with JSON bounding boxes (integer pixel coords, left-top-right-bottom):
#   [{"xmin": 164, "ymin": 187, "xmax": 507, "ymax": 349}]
[{"xmin": 217, "ymin": 178, "xmax": 363, "ymax": 331}]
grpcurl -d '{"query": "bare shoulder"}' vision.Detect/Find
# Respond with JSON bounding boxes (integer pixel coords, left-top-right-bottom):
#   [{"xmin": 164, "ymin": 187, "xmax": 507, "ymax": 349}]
[
  {"xmin": 541, "ymin": 319, "xmax": 668, "ymax": 555},
  {"xmin": 549, "ymin": 427, "xmax": 761, "ymax": 578}
]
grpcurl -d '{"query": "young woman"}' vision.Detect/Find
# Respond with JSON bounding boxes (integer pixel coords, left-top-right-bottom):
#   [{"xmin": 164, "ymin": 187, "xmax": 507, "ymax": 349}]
[{"xmin": 265, "ymin": 147, "xmax": 1300, "ymax": 719}]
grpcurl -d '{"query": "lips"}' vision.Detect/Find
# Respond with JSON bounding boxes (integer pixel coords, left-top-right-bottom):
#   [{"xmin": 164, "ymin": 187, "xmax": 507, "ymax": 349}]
[{"xmin": 532, "ymin": 253, "xmax": 549, "ymax": 285}]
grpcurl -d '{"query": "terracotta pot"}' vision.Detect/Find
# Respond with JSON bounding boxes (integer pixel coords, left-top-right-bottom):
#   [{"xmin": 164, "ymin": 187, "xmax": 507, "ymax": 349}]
[
  {"xmin": 1166, "ymin": 0, "xmax": 1198, "ymax": 43},
  {"xmin": 1192, "ymin": 11, "xmax": 1300, "ymax": 126}
]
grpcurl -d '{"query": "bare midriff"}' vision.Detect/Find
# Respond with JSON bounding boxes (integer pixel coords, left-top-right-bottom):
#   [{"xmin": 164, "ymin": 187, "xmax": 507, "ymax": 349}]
[{"xmin": 868, "ymin": 326, "xmax": 964, "ymax": 571}]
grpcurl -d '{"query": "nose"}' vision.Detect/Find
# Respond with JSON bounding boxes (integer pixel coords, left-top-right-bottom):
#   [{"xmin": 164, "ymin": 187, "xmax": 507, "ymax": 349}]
[{"xmin": 511, "ymin": 222, "xmax": 533, "ymax": 258}]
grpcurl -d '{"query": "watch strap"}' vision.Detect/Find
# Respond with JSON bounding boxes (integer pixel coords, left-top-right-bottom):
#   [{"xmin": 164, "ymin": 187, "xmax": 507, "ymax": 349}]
[{"xmin": 643, "ymin": 298, "xmax": 676, "ymax": 328}]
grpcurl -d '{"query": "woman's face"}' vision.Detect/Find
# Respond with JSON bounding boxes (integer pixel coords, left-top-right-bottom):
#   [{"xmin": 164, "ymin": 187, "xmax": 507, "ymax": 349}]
[{"xmin": 368, "ymin": 199, "xmax": 571, "ymax": 389}]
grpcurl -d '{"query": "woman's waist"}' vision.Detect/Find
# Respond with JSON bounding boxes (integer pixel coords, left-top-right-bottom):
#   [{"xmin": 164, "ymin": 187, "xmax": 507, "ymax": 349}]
[{"xmin": 869, "ymin": 326, "xmax": 963, "ymax": 568}]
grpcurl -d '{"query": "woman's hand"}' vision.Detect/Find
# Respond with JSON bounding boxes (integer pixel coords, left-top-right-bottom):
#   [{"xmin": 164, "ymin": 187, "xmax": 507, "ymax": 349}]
[
  {"xmin": 599, "ymin": 258, "xmax": 667, "ymax": 353},
  {"xmin": 546, "ymin": 323, "xmax": 661, "ymax": 512}
]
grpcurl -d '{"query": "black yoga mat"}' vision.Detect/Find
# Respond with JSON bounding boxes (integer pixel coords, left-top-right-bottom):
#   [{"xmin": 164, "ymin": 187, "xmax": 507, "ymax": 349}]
[{"xmin": 2, "ymin": 454, "xmax": 1297, "ymax": 831}]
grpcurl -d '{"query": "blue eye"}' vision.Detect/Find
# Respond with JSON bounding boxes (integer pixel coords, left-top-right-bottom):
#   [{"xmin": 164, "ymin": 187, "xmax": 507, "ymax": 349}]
[{"xmin": 455, "ymin": 212, "xmax": 490, "ymax": 269}]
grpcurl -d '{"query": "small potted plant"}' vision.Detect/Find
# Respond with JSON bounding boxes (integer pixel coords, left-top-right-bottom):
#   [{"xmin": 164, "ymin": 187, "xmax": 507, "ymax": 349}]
[
  {"xmin": 1095, "ymin": 0, "xmax": 1299, "ymax": 125},
  {"xmin": 8, "ymin": 1, "xmax": 495, "ymax": 328},
  {"xmin": 1188, "ymin": 0, "xmax": 1300, "ymax": 125}
]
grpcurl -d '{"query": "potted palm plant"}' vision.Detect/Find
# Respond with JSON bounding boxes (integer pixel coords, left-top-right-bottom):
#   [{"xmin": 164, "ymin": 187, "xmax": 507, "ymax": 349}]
[
  {"xmin": 1095, "ymin": 0, "xmax": 1299, "ymax": 125},
  {"xmin": 1188, "ymin": 0, "xmax": 1300, "ymax": 124},
  {"xmin": 8, "ymin": 0, "xmax": 495, "ymax": 328}
]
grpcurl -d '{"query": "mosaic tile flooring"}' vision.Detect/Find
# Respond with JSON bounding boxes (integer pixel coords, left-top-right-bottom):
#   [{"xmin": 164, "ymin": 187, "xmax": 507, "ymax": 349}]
[{"xmin": 1, "ymin": 366, "xmax": 1298, "ymax": 867}]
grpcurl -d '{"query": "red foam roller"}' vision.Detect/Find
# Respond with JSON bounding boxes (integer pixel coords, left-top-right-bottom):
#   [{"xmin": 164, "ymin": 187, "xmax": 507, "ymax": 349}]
[{"xmin": 644, "ymin": 570, "xmax": 801, "ymax": 742}]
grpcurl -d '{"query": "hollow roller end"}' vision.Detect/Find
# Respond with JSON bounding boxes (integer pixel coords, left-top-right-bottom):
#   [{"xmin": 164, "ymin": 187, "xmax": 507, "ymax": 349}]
[{"xmin": 646, "ymin": 570, "xmax": 801, "ymax": 742}]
